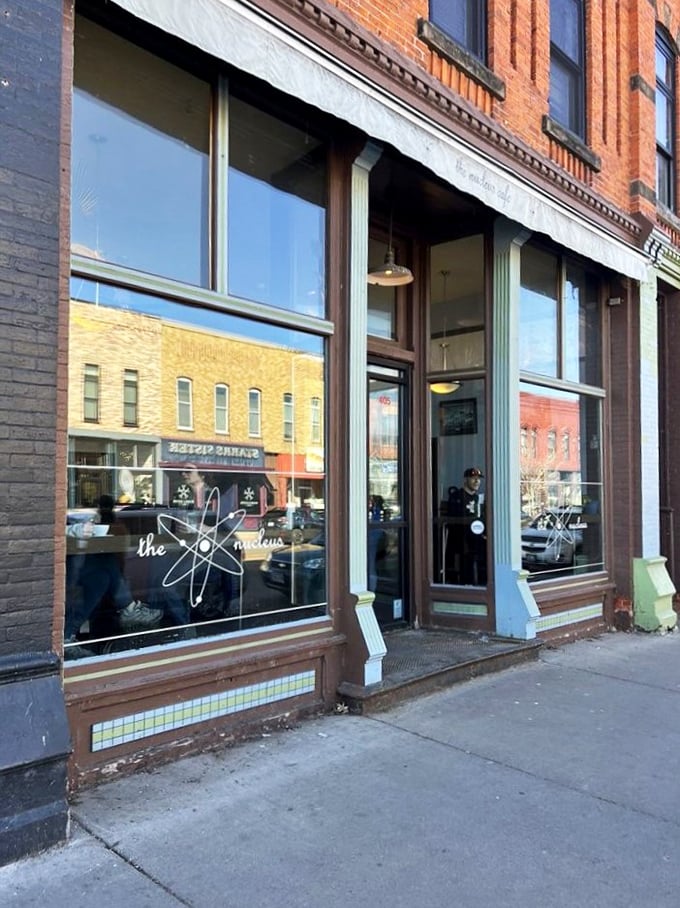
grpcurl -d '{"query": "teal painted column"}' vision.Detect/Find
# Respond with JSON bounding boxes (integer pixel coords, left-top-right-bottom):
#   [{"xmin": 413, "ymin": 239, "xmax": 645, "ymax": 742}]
[{"xmin": 492, "ymin": 219, "xmax": 539, "ymax": 639}]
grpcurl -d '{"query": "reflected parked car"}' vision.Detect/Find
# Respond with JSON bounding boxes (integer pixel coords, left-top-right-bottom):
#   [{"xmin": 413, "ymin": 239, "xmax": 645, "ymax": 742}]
[
  {"xmin": 260, "ymin": 533, "xmax": 326, "ymax": 604},
  {"xmin": 259, "ymin": 507, "xmax": 325, "ymax": 545},
  {"xmin": 521, "ymin": 511, "xmax": 583, "ymax": 569}
]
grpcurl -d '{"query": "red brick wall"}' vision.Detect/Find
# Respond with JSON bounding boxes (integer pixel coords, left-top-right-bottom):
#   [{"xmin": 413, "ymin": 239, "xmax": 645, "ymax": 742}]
[{"xmin": 327, "ymin": 0, "xmax": 674, "ymax": 224}]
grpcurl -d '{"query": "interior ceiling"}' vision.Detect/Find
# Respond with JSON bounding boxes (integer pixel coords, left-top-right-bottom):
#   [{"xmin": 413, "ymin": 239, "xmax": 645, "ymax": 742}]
[
  {"xmin": 369, "ymin": 150, "xmax": 490, "ymax": 312},
  {"xmin": 368, "ymin": 151, "xmax": 489, "ymax": 243}
]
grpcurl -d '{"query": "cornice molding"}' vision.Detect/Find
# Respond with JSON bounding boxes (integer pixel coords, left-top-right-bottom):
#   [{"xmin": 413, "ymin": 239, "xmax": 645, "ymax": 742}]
[{"xmin": 250, "ymin": 0, "xmax": 641, "ymax": 246}]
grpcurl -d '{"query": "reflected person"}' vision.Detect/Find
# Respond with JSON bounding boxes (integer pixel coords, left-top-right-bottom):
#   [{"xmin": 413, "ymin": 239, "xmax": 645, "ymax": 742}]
[{"xmin": 447, "ymin": 467, "xmax": 487, "ymax": 585}]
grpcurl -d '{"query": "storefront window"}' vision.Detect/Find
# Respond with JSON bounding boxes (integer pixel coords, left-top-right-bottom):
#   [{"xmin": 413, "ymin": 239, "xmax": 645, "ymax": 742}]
[
  {"xmin": 519, "ymin": 243, "xmax": 604, "ymax": 581},
  {"xmin": 71, "ymin": 16, "xmax": 211, "ymax": 286},
  {"xmin": 431, "ymin": 380, "xmax": 487, "ymax": 585},
  {"xmin": 429, "ymin": 235, "xmax": 487, "ymax": 587},
  {"xmin": 68, "ymin": 20, "xmax": 329, "ymax": 662},
  {"xmin": 66, "ymin": 283, "xmax": 327, "ymax": 659}
]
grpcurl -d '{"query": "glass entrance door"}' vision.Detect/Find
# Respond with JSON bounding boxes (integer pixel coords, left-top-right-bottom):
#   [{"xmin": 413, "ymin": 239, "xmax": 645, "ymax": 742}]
[{"xmin": 368, "ymin": 365, "xmax": 409, "ymax": 626}]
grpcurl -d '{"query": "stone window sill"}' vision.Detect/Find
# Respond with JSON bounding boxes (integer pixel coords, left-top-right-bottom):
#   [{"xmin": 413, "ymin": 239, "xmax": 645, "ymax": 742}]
[
  {"xmin": 542, "ymin": 115, "xmax": 601, "ymax": 172},
  {"xmin": 417, "ymin": 19, "xmax": 505, "ymax": 101}
]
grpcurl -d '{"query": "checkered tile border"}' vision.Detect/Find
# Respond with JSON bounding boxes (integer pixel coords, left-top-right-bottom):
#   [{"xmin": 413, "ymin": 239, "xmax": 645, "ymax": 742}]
[
  {"xmin": 91, "ymin": 669, "xmax": 316, "ymax": 752},
  {"xmin": 535, "ymin": 603, "xmax": 603, "ymax": 633}
]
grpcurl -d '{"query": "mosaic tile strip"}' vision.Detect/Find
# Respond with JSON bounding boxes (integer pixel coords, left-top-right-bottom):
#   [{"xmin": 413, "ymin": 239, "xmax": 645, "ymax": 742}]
[
  {"xmin": 535, "ymin": 603, "xmax": 603, "ymax": 633},
  {"xmin": 91, "ymin": 670, "xmax": 316, "ymax": 752},
  {"xmin": 432, "ymin": 601, "xmax": 488, "ymax": 617}
]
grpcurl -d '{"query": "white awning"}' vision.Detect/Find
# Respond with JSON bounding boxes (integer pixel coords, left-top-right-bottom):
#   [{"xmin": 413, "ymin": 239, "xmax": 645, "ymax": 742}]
[{"xmin": 112, "ymin": 0, "xmax": 648, "ymax": 280}]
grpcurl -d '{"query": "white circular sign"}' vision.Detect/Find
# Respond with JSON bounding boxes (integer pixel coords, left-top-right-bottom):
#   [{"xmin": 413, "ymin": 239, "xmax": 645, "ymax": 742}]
[{"xmin": 470, "ymin": 519, "xmax": 485, "ymax": 535}]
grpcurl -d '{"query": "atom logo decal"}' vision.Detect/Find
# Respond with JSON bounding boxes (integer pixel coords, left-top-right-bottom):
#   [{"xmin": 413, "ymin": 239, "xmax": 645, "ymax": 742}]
[{"xmin": 158, "ymin": 487, "xmax": 245, "ymax": 609}]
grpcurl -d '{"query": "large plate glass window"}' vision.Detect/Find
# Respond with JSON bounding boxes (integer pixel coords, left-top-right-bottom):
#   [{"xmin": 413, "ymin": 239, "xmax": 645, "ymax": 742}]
[
  {"xmin": 429, "ymin": 236, "xmax": 487, "ymax": 587},
  {"xmin": 67, "ymin": 15, "xmax": 328, "ymax": 662},
  {"xmin": 519, "ymin": 244, "xmax": 604, "ymax": 581}
]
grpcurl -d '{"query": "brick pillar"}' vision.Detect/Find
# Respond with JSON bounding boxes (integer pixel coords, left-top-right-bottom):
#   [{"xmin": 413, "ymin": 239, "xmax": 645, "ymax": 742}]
[{"xmin": 0, "ymin": 1, "xmax": 71, "ymax": 865}]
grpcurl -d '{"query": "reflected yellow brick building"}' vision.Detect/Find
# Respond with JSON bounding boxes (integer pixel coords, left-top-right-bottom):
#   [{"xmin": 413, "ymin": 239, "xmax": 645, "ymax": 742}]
[{"xmin": 68, "ymin": 299, "xmax": 325, "ymax": 510}]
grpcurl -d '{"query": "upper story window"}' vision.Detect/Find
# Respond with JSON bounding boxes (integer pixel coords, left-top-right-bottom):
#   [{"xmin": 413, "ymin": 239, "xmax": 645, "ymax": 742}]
[
  {"xmin": 429, "ymin": 1, "xmax": 485, "ymax": 61},
  {"xmin": 248, "ymin": 388, "xmax": 262, "ymax": 437},
  {"xmin": 283, "ymin": 392, "xmax": 294, "ymax": 442},
  {"xmin": 215, "ymin": 383, "xmax": 229, "ymax": 434},
  {"xmin": 123, "ymin": 369, "xmax": 138, "ymax": 427},
  {"xmin": 549, "ymin": 0, "xmax": 585, "ymax": 138},
  {"xmin": 83, "ymin": 363, "xmax": 99, "ymax": 423},
  {"xmin": 656, "ymin": 28, "xmax": 676, "ymax": 211},
  {"xmin": 176, "ymin": 377, "xmax": 193, "ymax": 430}
]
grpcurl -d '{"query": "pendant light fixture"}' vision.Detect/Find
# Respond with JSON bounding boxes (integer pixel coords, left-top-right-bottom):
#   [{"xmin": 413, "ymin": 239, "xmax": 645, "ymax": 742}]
[
  {"xmin": 367, "ymin": 205, "xmax": 414, "ymax": 286},
  {"xmin": 430, "ymin": 269, "xmax": 461, "ymax": 394},
  {"xmin": 430, "ymin": 345, "xmax": 461, "ymax": 395}
]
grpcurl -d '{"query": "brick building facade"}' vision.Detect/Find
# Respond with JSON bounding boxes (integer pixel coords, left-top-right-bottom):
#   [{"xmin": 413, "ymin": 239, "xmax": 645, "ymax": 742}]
[{"xmin": 3, "ymin": 0, "xmax": 680, "ymax": 864}]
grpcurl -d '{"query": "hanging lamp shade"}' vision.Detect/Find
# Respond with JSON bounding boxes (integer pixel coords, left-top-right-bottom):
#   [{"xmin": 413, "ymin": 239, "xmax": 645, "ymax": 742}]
[
  {"xmin": 367, "ymin": 204, "xmax": 414, "ymax": 286},
  {"xmin": 430, "ymin": 379, "xmax": 461, "ymax": 395},
  {"xmin": 367, "ymin": 248, "xmax": 414, "ymax": 286}
]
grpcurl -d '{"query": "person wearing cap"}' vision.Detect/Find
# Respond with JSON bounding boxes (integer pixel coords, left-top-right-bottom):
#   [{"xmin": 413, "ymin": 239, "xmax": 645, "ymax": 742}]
[{"xmin": 446, "ymin": 467, "xmax": 487, "ymax": 585}]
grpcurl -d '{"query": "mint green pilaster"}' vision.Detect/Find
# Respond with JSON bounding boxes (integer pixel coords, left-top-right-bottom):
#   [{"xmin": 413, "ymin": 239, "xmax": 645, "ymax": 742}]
[
  {"xmin": 492, "ymin": 219, "xmax": 539, "ymax": 639},
  {"xmin": 349, "ymin": 143, "xmax": 386, "ymax": 685},
  {"xmin": 633, "ymin": 274, "xmax": 676, "ymax": 632}
]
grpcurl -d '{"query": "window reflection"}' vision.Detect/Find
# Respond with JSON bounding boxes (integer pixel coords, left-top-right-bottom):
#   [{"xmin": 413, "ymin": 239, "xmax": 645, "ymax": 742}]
[
  {"xmin": 519, "ymin": 245, "xmax": 558, "ymax": 376},
  {"xmin": 227, "ymin": 96, "xmax": 327, "ymax": 317},
  {"xmin": 564, "ymin": 262, "xmax": 601, "ymax": 386},
  {"xmin": 66, "ymin": 286, "xmax": 326, "ymax": 660},
  {"xmin": 520, "ymin": 384, "xmax": 603, "ymax": 579},
  {"xmin": 71, "ymin": 16, "xmax": 210, "ymax": 285}
]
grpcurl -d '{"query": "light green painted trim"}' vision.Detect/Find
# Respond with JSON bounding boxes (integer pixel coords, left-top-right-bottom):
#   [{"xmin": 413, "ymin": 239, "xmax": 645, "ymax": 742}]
[
  {"xmin": 71, "ymin": 255, "xmax": 335, "ymax": 338},
  {"xmin": 432, "ymin": 601, "xmax": 488, "ymax": 617},
  {"xmin": 633, "ymin": 556, "xmax": 678, "ymax": 631},
  {"xmin": 355, "ymin": 590, "xmax": 387, "ymax": 685},
  {"xmin": 535, "ymin": 603, "xmax": 602, "ymax": 633},
  {"xmin": 65, "ymin": 621, "xmax": 332, "ymax": 684},
  {"xmin": 639, "ymin": 273, "xmax": 661, "ymax": 558}
]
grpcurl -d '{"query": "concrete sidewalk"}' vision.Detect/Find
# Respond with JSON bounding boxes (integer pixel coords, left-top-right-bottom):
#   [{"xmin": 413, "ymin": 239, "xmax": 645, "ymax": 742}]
[{"xmin": 2, "ymin": 630, "xmax": 680, "ymax": 907}]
